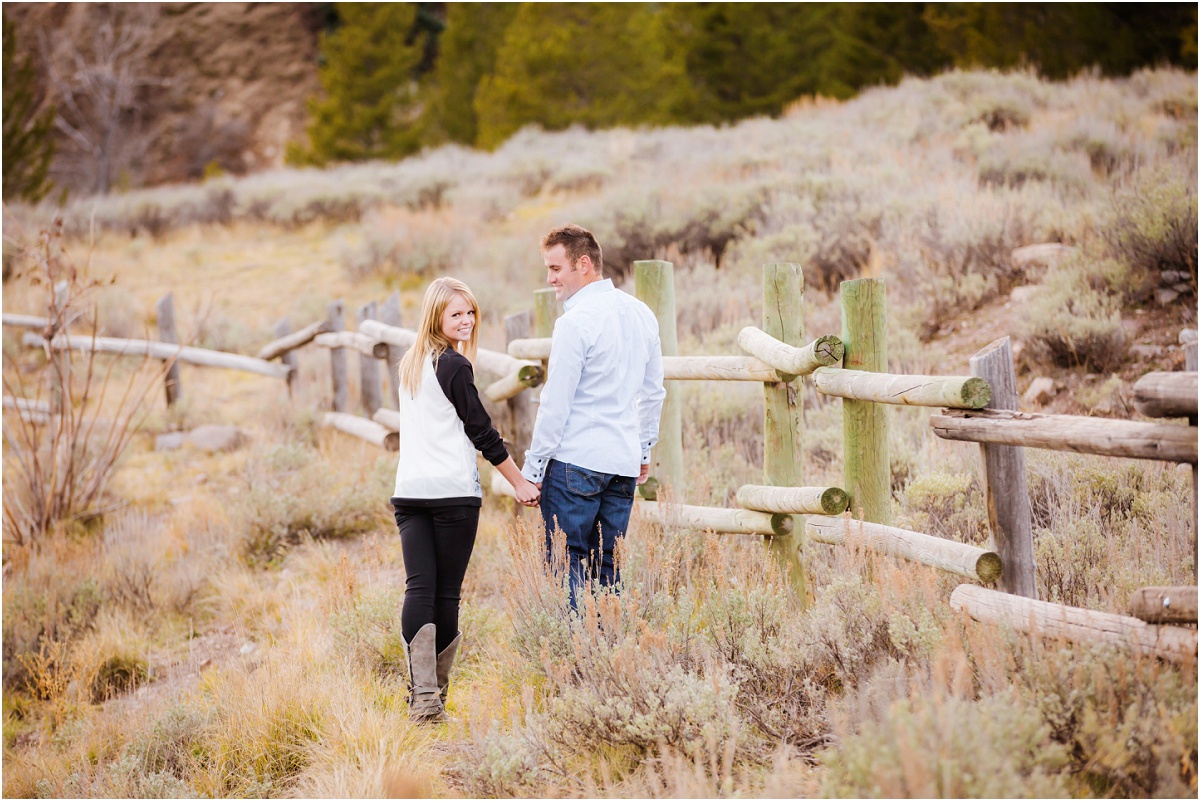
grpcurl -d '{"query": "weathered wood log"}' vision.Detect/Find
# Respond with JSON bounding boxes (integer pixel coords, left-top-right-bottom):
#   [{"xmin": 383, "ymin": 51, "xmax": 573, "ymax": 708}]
[
  {"xmin": 50, "ymin": 282, "xmax": 69, "ymax": 419},
  {"xmin": 378, "ymin": 292, "xmax": 403, "ymax": 408},
  {"xmin": 813, "ymin": 366, "xmax": 992, "ymax": 408},
  {"xmin": 534, "ymin": 288, "xmax": 558, "ymax": 339},
  {"xmin": 2, "ymin": 313, "xmax": 51, "ymax": 329},
  {"xmin": 256, "ymin": 319, "xmax": 331, "ymax": 361},
  {"xmin": 1128, "ymin": 586, "xmax": 1198, "ymax": 624},
  {"xmin": 737, "ymin": 326, "xmax": 843, "ymax": 377},
  {"xmin": 2, "ymin": 396, "xmax": 51, "ymax": 424},
  {"xmin": 635, "ymin": 260, "xmax": 683, "ymax": 499},
  {"xmin": 272, "ymin": 319, "xmax": 298, "ymax": 397},
  {"xmin": 971, "ymin": 337, "xmax": 1037, "ymax": 598},
  {"xmin": 841, "ymin": 278, "xmax": 891, "ymax": 524},
  {"xmin": 490, "ymin": 468, "xmax": 517, "ymax": 499},
  {"xmin": 357, "ymin": 303, "xmax": 383, "ymax": 414},
  {"xmin": 485, "ymin": 364, "xmax": 545, "ymax": 402},
  {"xmin": 639, "ymin": 501, "xmax": 793, "ymax": 537},
  {"xmin": 1132, "ymin": 371, "xmax": 1197, "ymax": 419},
  {"xmin": 356, "ymin": 319, "xmax": 537, "ymax": 380},
  {"xmin": 508, "ymin": 337, "xmax": 552, "ymax": 360},
  {"xmin": 23, "ymin": 332, "xmax": 292, "ymax": 379},
  {"xmin": 951, "ymin": 584, "xmax": 1197, "ymax": 664},
  {"xmin": 328, "ymin": 301, "xmax": 348, "ymax": 412},
  {"xmin": 664, "ymin": 356, "xmax": 780, "ymax": 381},
  {"xmin": 313, "ymin": 331, "xmax": 388, "ymax": 359},
  {"xmin": 761, "ymin": 263, "xmax": 807, "ymax": 595},
  {"xmin": 506, "ymin": 342, "xmax": 782, "ymax": 381},
  {"xmin": 931, "ymin": 409, "xmax": 1197, "ymax": 464},
  {"xmin": 322, "ymin": 412, "xmax": 398, "ymax": 451},
  {"xmin": 736, "ymin": 484, "xmax": 850, "ymax": 515},
  {"xmin": 371, "ymin": 407, "xmax": 402, "ymax": 432},
  {"xmin": 806, "ymin": 515, "xmax": 1002, "ymax": 582},
  {"xmin": 156, "ymin": 293, "xmax": 182, "ymax": 406},
  {"xmin": 505, "ymin": 310, "xmax": 536, "ymax": 465}
]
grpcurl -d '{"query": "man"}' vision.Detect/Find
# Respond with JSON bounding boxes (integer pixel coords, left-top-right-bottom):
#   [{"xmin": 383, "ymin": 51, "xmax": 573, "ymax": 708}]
[{"xmin": 521, "ymin": 223, "xmax": 666, "ymax": 606}]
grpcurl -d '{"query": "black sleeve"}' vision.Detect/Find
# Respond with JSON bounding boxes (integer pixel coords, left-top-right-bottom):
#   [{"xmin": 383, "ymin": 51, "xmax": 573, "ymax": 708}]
[{"xmin": 435, "ymin": 350, "xmax": 510, "ymax": 466}]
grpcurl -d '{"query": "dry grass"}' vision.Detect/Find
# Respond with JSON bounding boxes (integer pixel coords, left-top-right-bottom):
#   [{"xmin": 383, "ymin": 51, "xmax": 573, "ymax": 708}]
[{"xmin": 3, "ymin": 67, "xmax": 1197, "ymax": 798}]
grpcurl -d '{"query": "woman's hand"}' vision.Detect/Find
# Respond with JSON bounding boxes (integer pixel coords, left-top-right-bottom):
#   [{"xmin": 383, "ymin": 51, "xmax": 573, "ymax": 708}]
[{"xmin": 514, "ymin": 478, "xmax": 540, "ymax": 507}]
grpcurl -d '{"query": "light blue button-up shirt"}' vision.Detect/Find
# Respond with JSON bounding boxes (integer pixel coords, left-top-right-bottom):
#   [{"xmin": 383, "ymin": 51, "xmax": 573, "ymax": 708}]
[{"xmin": 521, "ymin": 279, "xmax": 666, "ymax": 483}]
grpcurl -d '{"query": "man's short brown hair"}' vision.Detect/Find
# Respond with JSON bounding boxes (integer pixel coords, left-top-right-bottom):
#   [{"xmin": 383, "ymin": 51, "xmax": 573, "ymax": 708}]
[{"xmin": 541, "ymin": 224, "xmax": 603, "ymax": 275}]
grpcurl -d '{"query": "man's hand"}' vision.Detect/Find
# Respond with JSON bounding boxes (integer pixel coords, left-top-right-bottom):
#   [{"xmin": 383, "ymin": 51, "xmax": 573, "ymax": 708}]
[{"xmin": 637, "ymin": 463, "xmax": 650, "ymax": 485}]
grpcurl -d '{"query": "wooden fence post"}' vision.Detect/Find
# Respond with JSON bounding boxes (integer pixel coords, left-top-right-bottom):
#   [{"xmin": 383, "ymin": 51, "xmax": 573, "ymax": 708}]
[
  {"xmin": 273, "ymin": 318, "xmax": 297, "ymax": 397},
  {"xmin": 534, "ymin": 288, "xmax": 558, "ymax": 339},
  {"xmin": 156, "ymin": 293, "xmax": 182, "ymax": 406},
  {"xmin": 505, "ymin": 310, "xmax": 535, "ymax": 461},
  {"xmin": 49, "ymin": 280, "xmax": 69, "ymax": 417},
  {"xmin": 379, "ymin": 292, "xmax": 403, "ymax": 408},
  {"xmin": 970, "ymin": 337, "xmax": 1036, "ymax": 596},
  {"xmin": 327, "ymin": 300, "xmax": 348, "ymax": 412},
  {"xmin": 762, "ymin": 263, "xmax": 807, "ymax": 599},
  {"xmin": 357, "ymin": 302, "xmax": 382, "ymax": 414},
  {"xmin": 635, "ymin": 260, "xmax": 684, "ymax": 500},
  {"xmin": 841, "ymin": 278, "xmax": 890, "ymax": 524}
]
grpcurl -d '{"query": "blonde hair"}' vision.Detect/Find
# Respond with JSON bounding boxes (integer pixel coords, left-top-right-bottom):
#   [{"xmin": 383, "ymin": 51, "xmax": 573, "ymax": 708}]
[{"xmin": 398, "ymin": 277, "xmax": 480, "ymax": 397}]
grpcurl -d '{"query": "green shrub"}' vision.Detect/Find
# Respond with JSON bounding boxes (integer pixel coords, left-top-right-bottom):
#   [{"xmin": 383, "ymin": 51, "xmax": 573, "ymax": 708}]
[
  {"xmin": 1016, "ymin": 265, "xmax": 1126, "ymax": 372},
  {"xmin": 899, "ymin": 470, "xmax": 988, "ymax": 546},
  {"xmin": 1101, "ymin": 169, "xmax": 1197, "ymax": 291}
]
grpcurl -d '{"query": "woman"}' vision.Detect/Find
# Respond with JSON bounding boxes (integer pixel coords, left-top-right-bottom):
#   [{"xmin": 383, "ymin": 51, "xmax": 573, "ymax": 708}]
[{"xmin": 392, "ymin": 277, "xmax": 540, "ymax": 724}]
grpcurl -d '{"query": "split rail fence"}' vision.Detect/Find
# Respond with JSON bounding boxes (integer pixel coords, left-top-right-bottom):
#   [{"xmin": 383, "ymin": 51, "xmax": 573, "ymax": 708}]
[{"xmin": 5, "ymin": 262, "xmax": 1197, "ymax": 663}]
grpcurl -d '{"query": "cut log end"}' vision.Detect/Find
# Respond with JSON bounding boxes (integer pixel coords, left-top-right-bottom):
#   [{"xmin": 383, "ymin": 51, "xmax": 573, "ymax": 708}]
[
  {"xmin": 976, "ymin": 552, "xmax": 1003, "ymax": 584},
  {"xmin": 383, "ymin": 432, "xmax": 399, "ymax": 452},
  {"xmin": 639, "ymin": 477, "xmax": 660, "ymax": 501},
  {"xmin": 517, "ymin": 364, "xmax": 544, "ymax": 385},
  {"xmin": 820, "ymin": 487, "xmax": 850, "ymax": 515},
  {"xmin": 816, "ymin": 335, "xmax": 844, "ymax": 365},
  {"xmin": 770, "ymin": 513, "xmax": 794, "ymax": 537},
  {"xmin": 962, "ymin": 376, "xmax": 993, "ymax": 409}
]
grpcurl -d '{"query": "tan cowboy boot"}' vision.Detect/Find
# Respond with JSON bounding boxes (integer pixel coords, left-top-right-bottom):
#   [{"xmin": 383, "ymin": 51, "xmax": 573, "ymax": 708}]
[
  {"xmin": 435, "ymin": 630, "xmax": 462, "ymax": 708},
  {"xmin": 401, "ymin": 624, "xmax": 444, "ymax": 724}
]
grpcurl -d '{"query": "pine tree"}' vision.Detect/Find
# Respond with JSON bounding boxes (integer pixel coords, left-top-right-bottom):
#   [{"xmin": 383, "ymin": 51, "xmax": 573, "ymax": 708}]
[
  {"xmin": 424, "ymin": 3, "xmax": 518, "ymax": 146},
  {"xmin": 300, "ymin": 3, "xmax": 425, "ymax": 165},
  {"xmin": 3, "ymin": 12, "xmax": 56, "ymax": 203},
  {"xmin": 474, "ymin": 3, "xmax": 692, "ymax": 150}
]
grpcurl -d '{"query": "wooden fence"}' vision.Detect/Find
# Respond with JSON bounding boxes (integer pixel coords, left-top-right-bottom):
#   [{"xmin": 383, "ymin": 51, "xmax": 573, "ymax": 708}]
[{"xmin": 5, "ymin": 264, "xmax": 1197, "ymax": 662}]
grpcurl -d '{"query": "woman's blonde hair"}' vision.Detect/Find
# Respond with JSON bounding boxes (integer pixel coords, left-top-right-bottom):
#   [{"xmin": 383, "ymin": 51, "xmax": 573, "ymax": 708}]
[{"xmin": 398, "ymin": 277, "xmax": 480, "ymax": 397}]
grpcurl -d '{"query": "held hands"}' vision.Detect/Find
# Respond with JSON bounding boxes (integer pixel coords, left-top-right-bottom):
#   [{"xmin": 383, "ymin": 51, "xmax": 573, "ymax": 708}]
[{"xmin": 514, "ymin": 478, "xmax": 540, "ymax": 507}]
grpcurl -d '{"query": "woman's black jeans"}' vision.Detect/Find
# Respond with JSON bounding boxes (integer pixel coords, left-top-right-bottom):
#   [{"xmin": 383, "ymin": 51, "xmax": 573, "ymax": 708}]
[{"xmin": 392, "ymin": 503, "xmax": 479, "ymax": 653}]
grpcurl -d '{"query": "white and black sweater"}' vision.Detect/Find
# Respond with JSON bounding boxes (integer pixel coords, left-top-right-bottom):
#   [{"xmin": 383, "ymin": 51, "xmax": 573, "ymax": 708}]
[{"xmin": 391, "ymin": 348, "xmax": 509, "ymax": 507}]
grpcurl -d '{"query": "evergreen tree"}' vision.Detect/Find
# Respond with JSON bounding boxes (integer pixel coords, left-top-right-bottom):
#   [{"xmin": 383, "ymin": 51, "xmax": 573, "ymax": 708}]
[
  {"xmin": 300, "ymin": 3, "xmax": 425, "ymax": 165},
  {"xmin": 425, "ymin": 3, "xmax": 518, "ymax": 146},
  {"xmin": 474, "ymin": 3, "xmax": 692, "ymax": 149},
  {"xmin": 3, "ymin": 13, "xmax": 55, "ymax": 203}
]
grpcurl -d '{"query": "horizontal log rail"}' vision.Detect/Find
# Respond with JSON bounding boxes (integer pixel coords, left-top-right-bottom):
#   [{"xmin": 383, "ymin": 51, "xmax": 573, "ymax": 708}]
[
  {"xmin": 1127, "ymin": 586, "xmax": 1198, "ymax": 625},
  {"xmin": 256, "ymin": 319, "xmax": 331, "ymax": 360},
  {"xmin": 358, "ymin": 320, "xmax": 539, "ymax": 381},
  {"xmin": 663, "ymin": 356, "xmax": 780, "ymax": 381},
  {"xmin": 23, "ymin": 332, "xmax": 292, "ymax": 380},
  {"xmin": 314, "ymin": 331, "xmax": 389, "ymax": 359},
  {"xmin": 951, "ymin": 584, "xmax": 1197, "ymax": 664},
  {"xmin": 322, "ymin": 412, "xmax": 398, "ymax": 451},
  {"xmin": 2, "ymin": 313, "xmax": 51, "ymax": 329},
  {"xmin": 485, "ymin": 364, "xmax": 544, "ymax": 402},
  {"xmin": 1132, "ymin": 371, "xmax": 1197, "ymax": 419},
  {"xmin": 737, "ymin": 327, "xmax": 843, "ymax": 377},
  {"xmin": 639, "ymin": 501, "xmax": 794, "ymax": 537},
  {"xmin": 507, "ymin": 337, "xmax": 551, "ymax": 360},
  {"xmin": 736, "ymin": 484, "xmax": 850, "ymax": 515},
  {"xmin": 931, "ymin": 408, "xmax": 1198, "ymax": 464},
  {"xmin": 372, "ymin": 408, "xmax": 402, "ymax": 432},
  {"xmin": 806, "ymin": 515, "xmax": 1002, "ymax": 582},
  {"xmin": 812, "ymin": 367, "xmax": 992, "ymax": 409},
  {"xmin": 2, "ymin": 396, "xmax": 51, "ymax": 425}
]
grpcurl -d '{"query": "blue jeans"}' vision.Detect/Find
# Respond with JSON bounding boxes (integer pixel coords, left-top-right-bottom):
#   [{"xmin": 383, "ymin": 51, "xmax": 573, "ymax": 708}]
[{"xmin": 540, "ymin": 460, "xmax": 636, "ymax": 607}]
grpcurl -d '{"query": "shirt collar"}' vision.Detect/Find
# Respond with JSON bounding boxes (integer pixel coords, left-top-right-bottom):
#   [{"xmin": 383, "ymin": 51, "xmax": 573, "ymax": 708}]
[{"xmin": 563, "ymin": 278, "xmax": 613, "ymax": 312}]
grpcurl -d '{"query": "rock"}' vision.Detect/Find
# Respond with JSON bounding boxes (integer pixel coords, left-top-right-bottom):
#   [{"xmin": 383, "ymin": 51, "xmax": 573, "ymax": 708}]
[
  {"xmin": 1172, "ymin": 282, "xmax": 1193, "ymax": 294},
  {"xmin": 186, "ymin": 424, "xmax": 247, "ymax": 453},
  {"xmin": 155, "ymin": 432, "xmax": 187, "ymax": 451},
  {"xmin": 239, "ymin": 643, "xmax": 257, "ymax": 656},
  {"xmin": 1155, "ymin": 288, "xmax": 1180, "ymax": 306},
  {"xmin": 1022, "ymin": 377, "xmax": 1056, "ymax": 407},
  {"xmin": 1011, "ymin": 243, "xmax": 1078, "ymax": 274},
  {"xmin": 1162, "ymin": 270, "xmax": 1186, "ymax": 283},
  {"xmin": 1008, "ymin": 285, "xmax": 1039, "ymax": 305},
  {"xmin": 1129, "ymin": 343, "xmax": 1164, "ymax": 360},
  {"xmin": 1180, "ymin": 329, "xmax": 1198, "ymax": 345}
]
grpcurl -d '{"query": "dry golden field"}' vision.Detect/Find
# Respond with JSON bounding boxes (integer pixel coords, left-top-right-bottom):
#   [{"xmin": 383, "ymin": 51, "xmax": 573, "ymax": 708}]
[{"xmin": 3, "ymin": 68, "xmax": 1197, "ymax": 798}]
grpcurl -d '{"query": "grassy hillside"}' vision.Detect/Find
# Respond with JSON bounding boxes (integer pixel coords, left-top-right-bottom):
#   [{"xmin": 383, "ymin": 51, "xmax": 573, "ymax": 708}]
[{"xmin": 2, "ymin": 68, "xmax": 1196, "ymax": 797}]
